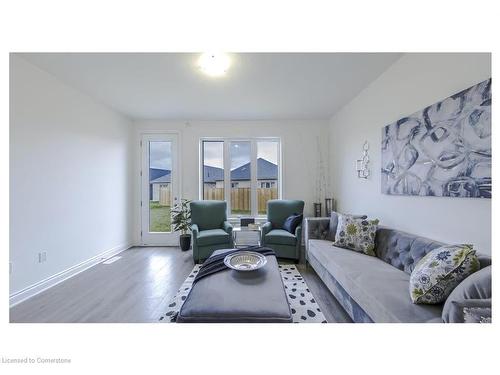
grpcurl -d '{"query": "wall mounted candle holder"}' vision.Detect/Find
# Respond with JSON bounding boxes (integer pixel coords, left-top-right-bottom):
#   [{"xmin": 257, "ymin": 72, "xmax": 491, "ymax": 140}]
[{"xmin": 356, "ymin": 141, "xmax": 370, "ymax": 179}]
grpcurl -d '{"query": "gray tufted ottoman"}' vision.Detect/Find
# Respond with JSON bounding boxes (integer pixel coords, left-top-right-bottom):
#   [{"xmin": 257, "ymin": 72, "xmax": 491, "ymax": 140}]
[{"xmin": 176, "ymin": 249, "xmax": 292, "ymax": 323}]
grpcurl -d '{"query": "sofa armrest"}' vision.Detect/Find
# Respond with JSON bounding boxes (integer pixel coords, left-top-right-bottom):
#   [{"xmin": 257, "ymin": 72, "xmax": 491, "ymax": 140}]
[
  {"xmin": 304, "ymin": 217, "xmax": 329, "ymax": 238},
  {"xmin": 442, "ymin": 266, "xmax": 491, "ymax": 322},
  {"xmin": 191, "ymin": 224, "xmax": 200, "ymax": 262},
  {"xmin": 304, "ymin": 217, "xmax": 330, "ymax": 261},
  {"xmin": 222, "ymin": 221, "xmax": 233, "ymax": 247},
  {"xmin": 223, "ymin": 220, "xmax": 233, "ymax": 234},
  {"xmin": 295, "ymin": 224, "xmax": 302, "ymax": 241},
  {"xmin": 261, "ymin": 221, "xmax": 272, "ymax": 235},
  {"xmin": 295, "ymin": 224, "xmax": 303, "ymax": 259},
  {"xmin": 261, "ymin": 221, "xmax": 272, "ymax": 244},
  {"xmin": 304, "ymin": 217, "xmax": 330, "ymax": 240},
  {"xmin": 191, "ymin": 224, "xmax": 199, "ymax": 240},
  {"xmin": 445, "ymin": 299, "xmax": 491, "ymax": 323}
]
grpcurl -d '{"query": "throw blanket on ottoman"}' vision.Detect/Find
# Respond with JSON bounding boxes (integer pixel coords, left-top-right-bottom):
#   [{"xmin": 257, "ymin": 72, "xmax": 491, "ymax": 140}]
[
  {"xmin": 175, "ymin": 247, "xmax": 292, "ymax": 323},
  {"xmin": 193, "ymin": 246, "xmax": 275, "ymax": 284}
]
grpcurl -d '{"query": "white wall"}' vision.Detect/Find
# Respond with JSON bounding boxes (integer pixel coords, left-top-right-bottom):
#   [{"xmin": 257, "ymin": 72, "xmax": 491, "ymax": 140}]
[
  {"xmin": 329, "ymin": 53, "xmax": 491, "ymax": 254},
  {"xmin": 132, "ymin": 120, "xmax": 330, "ymax": 243},
  {"xmin": 10, "ymin": 55, "xmax": 135, "ymax": 294}
]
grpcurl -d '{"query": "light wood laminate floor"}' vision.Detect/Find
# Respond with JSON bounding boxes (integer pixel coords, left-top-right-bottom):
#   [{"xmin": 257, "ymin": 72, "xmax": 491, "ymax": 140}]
[{"xmin": 10, "ymin": 247, "xmax": 352, "ymax": 323}]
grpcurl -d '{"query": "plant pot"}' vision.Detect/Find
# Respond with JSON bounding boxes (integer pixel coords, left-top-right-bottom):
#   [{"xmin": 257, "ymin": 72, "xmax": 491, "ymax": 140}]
[{"xmin": 179, "ymin": 234, "xmax": 191, "ymax": 251}]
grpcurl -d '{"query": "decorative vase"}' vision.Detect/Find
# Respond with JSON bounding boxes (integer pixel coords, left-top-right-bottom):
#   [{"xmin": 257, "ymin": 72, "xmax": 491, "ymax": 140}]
[
  {"xmin": 325, "ymin": 198, "xmax": 333, "ymax": 217},
  {"xmin": 179, "ymin": 234, "xmax": 191, "ymax": 251},
  {"xmin": 313, "ymin": 203, "xmax": 322, "ymax": 217}
]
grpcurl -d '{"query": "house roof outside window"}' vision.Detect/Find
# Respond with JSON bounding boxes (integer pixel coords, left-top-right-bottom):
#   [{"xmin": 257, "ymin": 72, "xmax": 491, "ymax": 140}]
[{"xmin": 150, "ymin": 158, "xmax": 278, "ymax": 184}]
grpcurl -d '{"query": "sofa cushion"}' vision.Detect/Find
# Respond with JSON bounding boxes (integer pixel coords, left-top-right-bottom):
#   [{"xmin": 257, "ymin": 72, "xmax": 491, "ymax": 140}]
[
  {"xmin": 375, "ymin": 227, "xmax": 445, "ymax": 274},
  {"xmin": 197, "ymin": 229, "xmax": 230, "ymax": 246},
  {"xmin": 265, "ymin": 229, "xmax": 297, "ymax": 245},
  {"xmin": 308, "ymin": 239, "xmax": 442, "ymax": 322},
  {"xmin": 333, "ymin": 214, "xmax": 379, "ymax": 256},
  {"xmin": 442, "ymin": 266, "xmax": 491, "ymax": 322},
  {"xmin": 409, "ymin": 244, "xmax": 480, "ymax": 304}
]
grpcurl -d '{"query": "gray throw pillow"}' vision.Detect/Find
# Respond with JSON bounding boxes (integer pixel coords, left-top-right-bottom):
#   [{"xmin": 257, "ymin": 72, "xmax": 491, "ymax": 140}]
[
  {"xmin": 327, "ymin": 211, "xmax": 367, "ymax": 241},
  {"xmin": 332, "ymin": 214, "xmax": 379, "ymax": 256},
  {"xmin": 442, "ymin": 266, "xmax": 491, "ymax": 322},
  {"xmin": 409, "ymin": 244, "xmax": 480, "ymax": 304}
]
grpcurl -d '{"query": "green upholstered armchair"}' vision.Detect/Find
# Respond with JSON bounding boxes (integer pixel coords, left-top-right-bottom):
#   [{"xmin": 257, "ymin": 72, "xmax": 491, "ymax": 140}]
[
  {"xmin": 190, "ymin": 200, "xmax": 233, "ymax": 263},
  {"xmin": 261, "ymin": 199, "xmax": 305, "ymax": 261}
]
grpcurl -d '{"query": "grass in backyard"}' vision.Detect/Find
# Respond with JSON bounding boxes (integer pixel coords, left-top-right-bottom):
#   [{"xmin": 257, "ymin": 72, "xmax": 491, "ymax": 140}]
[{"xmin": 149, "ymin": 201, "xmax": 171, "ymax": 232}]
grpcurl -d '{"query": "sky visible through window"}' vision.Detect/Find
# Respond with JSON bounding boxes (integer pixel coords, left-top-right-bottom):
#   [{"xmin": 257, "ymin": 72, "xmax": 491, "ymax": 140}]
[
  {"xmin": 230, "ymin": 141, "xmax": 250, "ymax": 169},
  {"xmin": 257, "ymin": 141, "xmax": 278, "ymax": 165},
  {"xmin": 149, "ymin": 141, "xmax": 172, "ymax": 170},
  {"xmin": 203, "ymin": 141, "xmax": 224, "ymax": 168},
  {"xmin": 150, "ymin": 140, "xmax": 279, "ymax": 171},
  {"xmin": 203, "ymin": 140, "xmax": 278, "ymax": 169}
]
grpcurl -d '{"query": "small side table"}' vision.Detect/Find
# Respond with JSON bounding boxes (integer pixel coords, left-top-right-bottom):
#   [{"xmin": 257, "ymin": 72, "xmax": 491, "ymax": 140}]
[{"xmin": 232, "ymin": 227, "xmax": 261, "ymax": 248}]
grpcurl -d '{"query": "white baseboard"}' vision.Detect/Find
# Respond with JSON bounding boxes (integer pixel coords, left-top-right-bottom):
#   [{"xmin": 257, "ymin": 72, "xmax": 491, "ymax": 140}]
[{"xmin": 9, "ymin": 242, "xmax": 134, "ymax": 308}]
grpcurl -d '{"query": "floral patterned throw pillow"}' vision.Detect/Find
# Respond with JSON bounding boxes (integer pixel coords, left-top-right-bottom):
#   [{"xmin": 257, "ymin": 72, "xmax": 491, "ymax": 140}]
[
  {"xmin": 332, "ymin": 214, "xmax": 379, "ymax": 256},
  {"xmin": 409, "ymin": 244, "xmax": 480, "ymax": 304}
]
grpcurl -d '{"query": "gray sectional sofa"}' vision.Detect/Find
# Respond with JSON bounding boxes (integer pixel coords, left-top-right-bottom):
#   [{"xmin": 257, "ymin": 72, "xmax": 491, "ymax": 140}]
[{"xmin": 304, "ymin": 214, "xmax": 492, "ymax": 323}]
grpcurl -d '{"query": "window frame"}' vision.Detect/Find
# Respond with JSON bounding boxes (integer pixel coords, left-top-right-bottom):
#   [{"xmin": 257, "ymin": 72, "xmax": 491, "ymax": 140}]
[{"xmin": 199, "ymin": 137, "xmax": 282, "ymax": 219}]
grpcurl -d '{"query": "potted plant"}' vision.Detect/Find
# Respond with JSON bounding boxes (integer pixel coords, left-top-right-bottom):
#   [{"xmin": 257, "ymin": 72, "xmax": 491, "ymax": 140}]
[{"xmin": 171, "ymin": 199, "xmax": 192, "ymax": 251}]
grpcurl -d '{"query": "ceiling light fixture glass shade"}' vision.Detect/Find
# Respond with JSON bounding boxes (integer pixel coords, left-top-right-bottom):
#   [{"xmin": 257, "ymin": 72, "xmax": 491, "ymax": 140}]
[{"xmin": 198, "ymin": 52, "xmax": 231, "ymax": 77}]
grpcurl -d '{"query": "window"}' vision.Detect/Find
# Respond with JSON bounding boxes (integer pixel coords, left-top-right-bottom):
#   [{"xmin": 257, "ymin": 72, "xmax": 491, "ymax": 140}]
[
  {"xmin": 257, "ymin": 141, "xmax": 279, "ymax": 214},
  {"xmin": 202, "ymin": 141, "xmax": 224, "ymax": 200},
  {"xmin": 201, "ymin": 138, "xmax": 281, "ymax": 217},
  {"xmin": 230, "ymin": 141, "xmax": 251, "ymax": 215},
  {"xmin": 260, "ymin": 182, "xmax": 274, "ymax": 188}
]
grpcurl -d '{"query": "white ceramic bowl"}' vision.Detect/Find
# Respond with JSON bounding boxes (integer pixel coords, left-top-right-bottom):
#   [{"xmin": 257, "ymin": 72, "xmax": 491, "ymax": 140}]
[{"xmin": 224, "ymin": 251, "xmax": 267, "ymax": 271}]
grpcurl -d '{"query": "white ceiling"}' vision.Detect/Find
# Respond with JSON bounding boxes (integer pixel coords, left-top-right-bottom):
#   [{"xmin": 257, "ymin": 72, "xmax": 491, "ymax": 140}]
[{"xmin": 19, "ymin": 53, "xmax": 402, "ymax": 120}]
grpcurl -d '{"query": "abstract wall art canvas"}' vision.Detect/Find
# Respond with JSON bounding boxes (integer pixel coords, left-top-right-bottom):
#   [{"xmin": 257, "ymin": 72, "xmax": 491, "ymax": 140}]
[{"xmin": 381, "ymin": 78, "xmax": 491, "ymax": 198}]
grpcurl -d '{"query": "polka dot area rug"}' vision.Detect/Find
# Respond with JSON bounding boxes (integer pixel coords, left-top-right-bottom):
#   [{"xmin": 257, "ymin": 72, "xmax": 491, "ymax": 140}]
[{"xmin": 159, "ymin": 264, "xmax": 327, "ymax": 323}]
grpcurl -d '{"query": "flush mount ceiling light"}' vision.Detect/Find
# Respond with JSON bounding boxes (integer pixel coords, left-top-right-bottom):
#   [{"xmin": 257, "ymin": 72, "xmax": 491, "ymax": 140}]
[{"xmin": 198, "ymin": 52, "xmax": 231, "ymax": 77}]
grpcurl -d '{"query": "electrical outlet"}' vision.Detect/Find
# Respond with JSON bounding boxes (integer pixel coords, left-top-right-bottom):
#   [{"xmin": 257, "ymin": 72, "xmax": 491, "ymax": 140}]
[{"xmin": 38, "ymin": 251, "xmax": 47, "ymax": 263}]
